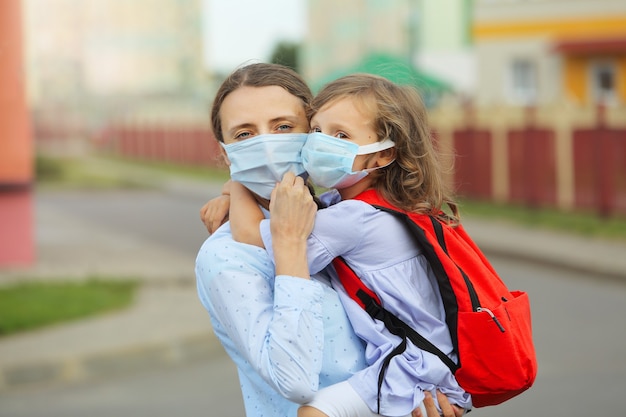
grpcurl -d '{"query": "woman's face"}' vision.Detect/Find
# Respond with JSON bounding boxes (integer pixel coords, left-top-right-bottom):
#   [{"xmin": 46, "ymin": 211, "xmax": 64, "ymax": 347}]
[{"xmin": 220, "ymin": 85, "xmax": 309, "ymax": 145}]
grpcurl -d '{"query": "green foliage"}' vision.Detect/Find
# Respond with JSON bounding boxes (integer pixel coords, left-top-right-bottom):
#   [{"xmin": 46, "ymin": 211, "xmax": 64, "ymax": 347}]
[
  {"xmin": 460, "ymin": 199, "xmax": 626, "ymax": 242},
  {"xmin": 270, "ymin": 41, "xmax": 300, "ymax": 73},
  {"xmin": 0, "ymin": 279, "xmax": 138, "ymax": 337}
]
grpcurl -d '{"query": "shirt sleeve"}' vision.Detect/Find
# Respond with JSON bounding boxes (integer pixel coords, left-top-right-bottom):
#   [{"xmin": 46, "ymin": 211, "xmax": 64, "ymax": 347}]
[
  {"xmin": 260, "ymin": 200, "xmax": 368, "ymax": 275},
  {"xmin": 196, "ymin": 227, "xmax": 325, "ymax": 402}
]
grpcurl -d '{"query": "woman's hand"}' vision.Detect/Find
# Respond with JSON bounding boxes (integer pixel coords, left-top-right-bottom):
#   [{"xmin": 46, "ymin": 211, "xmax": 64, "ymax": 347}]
[
  {"xmin": 412, "ymin": 390, "xmax": 465, "ymax": 417},
  {"xmin": 269, "ymin": 172, "xmax": 317, "ymax": 278},
  {"xmin": 269, "ymin": 172, "xmax": 317, "ymax": 245}
]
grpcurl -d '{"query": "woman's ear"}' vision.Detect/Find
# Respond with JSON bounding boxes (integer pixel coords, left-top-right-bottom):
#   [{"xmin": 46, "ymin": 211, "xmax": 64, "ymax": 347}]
[{"xmin": 219, "ymin": 145, "xmax": 231, "ymax": 167}]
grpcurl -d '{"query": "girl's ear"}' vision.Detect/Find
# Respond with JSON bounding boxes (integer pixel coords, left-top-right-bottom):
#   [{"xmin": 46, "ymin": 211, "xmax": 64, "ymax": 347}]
[{"xmin": 375, "ymin": 147, "xmax": 396, "ymax": 167}]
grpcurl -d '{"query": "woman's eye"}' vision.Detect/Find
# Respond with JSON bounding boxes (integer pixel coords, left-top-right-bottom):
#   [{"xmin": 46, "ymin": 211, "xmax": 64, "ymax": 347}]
[
  {"xmin": 336, "ymin": 132, "xmax": 348, "ymax": 139},
  {"xmin": 235, "ymin": 132, "xmax": 252, "ymax": 140},
  {"xmin": 277, "ymin": 124, "xmax": 292, "ymax": 132},
  {"xmin": 310, "ymin": 127, "xmax": 322, "ymax": 133}
]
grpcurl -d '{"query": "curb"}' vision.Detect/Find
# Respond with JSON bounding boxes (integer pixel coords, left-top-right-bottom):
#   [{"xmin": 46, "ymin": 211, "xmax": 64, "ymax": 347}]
[
  {"xmin": 479, "ymin": 242, "xmax": 626, "ymax": 285},
  {"xmin": 0, "ymin": 333, "xmax": 220, "ymax": 393}
]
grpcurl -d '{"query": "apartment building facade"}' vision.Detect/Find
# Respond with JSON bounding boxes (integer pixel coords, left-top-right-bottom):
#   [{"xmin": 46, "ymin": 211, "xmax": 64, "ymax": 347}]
[{"xmin": 473, "ymin": 0, "xmax": 626, "ymax": 106}]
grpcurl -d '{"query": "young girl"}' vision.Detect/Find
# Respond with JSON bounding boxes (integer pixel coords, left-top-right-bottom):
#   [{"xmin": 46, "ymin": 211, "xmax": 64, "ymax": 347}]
[{"xmin": 229, "ymin": 73, "xmax": 471, "ymax": 417}]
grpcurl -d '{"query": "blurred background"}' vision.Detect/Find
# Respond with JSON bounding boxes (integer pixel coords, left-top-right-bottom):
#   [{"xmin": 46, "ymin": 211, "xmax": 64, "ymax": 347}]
[
  {"xmin": 2, "ymin": 0, "xmax": 626, "ymax": 267},
  {"xmin": 0, "ymin": 0, "xmax": 626, "ymax": 263},
  {"xmin": 1, "ymin": 1, "xmax": 626, "ymax": 416}
]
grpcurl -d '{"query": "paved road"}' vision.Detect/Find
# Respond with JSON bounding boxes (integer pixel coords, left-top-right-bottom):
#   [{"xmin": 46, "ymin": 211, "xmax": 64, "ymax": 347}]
[
  {"xmin": 19, "ymin": 187, "xmax": 218, "ymax": 283},
  {"xmin": 2, "ymin": 254, "xmax": 624, "ymax": 417},
  {"xmin": 0, "ymin": 349, "xmax": 245, "ymax": 417},
  {"xmin": 37, "ymin": 188, "xmax": 211, "ymax": 258},
  {"xmin": 478, "ymin": 256, "xmax": 626, "ymax": 416}
]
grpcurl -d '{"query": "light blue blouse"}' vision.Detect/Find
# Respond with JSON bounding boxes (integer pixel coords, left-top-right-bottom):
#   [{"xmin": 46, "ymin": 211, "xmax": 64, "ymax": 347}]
[
  {"xmin": 260, "ymin": 196, "xmax": 473, "ymax": 416},
  {"xmin": 196, "ymin": 220, "xmax": 366, "ymax": 417}
]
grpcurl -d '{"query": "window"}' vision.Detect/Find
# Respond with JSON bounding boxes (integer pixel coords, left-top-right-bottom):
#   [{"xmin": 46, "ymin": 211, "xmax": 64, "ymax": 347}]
[
  {"xmin": 509, "ymin": 58, "xmax": 537, "ymax": 105},
  {"xmin": 590, "ymin": 62, "xmax": 617, "ymax": 104}
]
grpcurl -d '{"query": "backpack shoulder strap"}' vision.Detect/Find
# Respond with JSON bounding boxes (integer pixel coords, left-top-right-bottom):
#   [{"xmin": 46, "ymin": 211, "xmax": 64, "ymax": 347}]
[{"xmin": 332, "ymin": 190, "xmax": 459, "ymax": 371}]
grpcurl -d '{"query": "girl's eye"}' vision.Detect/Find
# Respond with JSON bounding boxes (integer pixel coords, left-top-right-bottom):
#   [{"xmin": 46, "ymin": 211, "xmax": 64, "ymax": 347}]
[
  {"xmin": 336, "ymin": 132, "xmax": 348, "ymax": 139},
  {"xmin": 311, "ymin": 127, "xmax": 322, "ymax": 133}
]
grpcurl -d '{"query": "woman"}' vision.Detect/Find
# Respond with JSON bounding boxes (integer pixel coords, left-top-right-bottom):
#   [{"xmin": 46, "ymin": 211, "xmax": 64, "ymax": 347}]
[
  {"xmin": 196, "ymin": 62, "xmax": 461, "ymax": 417},
  {"xmin": 196, "ymin": 62, "xmax": 367, "ymax": 417}
]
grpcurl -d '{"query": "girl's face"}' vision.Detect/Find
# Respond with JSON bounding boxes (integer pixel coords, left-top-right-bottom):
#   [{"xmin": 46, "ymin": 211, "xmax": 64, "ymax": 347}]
[
  {"xmin": 310, "ymin": 96, "xmax": 379, "ymax": 172},
  {"xmin": 220, "ymin": 85, "xmax": 309, "ymax": 145},
  {"xmin": 309, "ymin": 95, "xmax": 396, "ymax": 199}
]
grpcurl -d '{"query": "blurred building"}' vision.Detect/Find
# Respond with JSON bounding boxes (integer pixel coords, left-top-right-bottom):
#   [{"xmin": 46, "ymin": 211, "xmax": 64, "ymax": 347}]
[
  {"xmin": 473, "ymin": 0, "xmax": 626, "ymax": 106},
  {"xmin": 23, "ymin": 0, "xmax": 208, "ymax": 138},
  {"xmin": 302, "ymin": 0, "xmax": 474, "ymax": 95}
]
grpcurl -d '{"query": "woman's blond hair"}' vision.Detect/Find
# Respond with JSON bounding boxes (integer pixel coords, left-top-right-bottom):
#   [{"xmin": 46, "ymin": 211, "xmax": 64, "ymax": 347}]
[{"xmin": 311, "ymin": 73, "xmax": 459, "ymax": 223}]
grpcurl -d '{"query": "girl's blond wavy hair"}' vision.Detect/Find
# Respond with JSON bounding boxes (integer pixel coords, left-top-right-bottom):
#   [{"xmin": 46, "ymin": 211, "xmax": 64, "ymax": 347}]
[{"xmin": 311, "ymin": 73, "xmax": 459, "ymax": 224}]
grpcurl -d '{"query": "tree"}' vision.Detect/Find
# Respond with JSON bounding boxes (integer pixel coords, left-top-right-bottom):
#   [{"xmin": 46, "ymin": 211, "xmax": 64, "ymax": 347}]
[{"xmin": 270, "ymin": 41, "xmax": 300, "ymax": 73}]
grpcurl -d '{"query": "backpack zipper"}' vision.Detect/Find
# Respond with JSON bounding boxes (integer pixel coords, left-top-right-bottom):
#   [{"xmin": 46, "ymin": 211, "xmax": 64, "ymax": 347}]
[{"xmin": 477, "ymin": 307, "xmax": 505, "ymax": 332}]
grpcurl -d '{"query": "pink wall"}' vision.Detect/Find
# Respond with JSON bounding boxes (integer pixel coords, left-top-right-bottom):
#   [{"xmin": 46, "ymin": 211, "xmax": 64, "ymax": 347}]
[{"xmin": 0, "ymin": 0, "xmax": 34, "ymax": 266}]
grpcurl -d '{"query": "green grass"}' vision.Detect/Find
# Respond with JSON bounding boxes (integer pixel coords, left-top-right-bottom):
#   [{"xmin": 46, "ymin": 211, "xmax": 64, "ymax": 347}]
[
  {"xmin": 36, "ymin": 154, "xmax": 230, "ymax": 189},
  {"xmin": 36, "ymin": 154, "xmax": 151, "ymax": 189},
  {"xmin": 0, "ymin": 279, "xmax": 138, "ymax": 337},
  {"xmin": 110, "ymin": 157, "xmax": 230, "ymax": 183},
  {"xmin": 459, "ymin": 199, "xmax": 626, "ymax": 242}
]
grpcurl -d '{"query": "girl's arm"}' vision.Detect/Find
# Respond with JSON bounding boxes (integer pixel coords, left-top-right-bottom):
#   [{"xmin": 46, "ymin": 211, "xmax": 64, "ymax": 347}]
[
  {"xmin": 231, "ymin": 175, "xmax": 317, "ymax": 280},
  {"xmin": 200, "ymin": 180, "xmax": 232, "ymax": 234},
  {"xmin": 229, "ymin": 181, "xmax": 266, "ymax": 247}
]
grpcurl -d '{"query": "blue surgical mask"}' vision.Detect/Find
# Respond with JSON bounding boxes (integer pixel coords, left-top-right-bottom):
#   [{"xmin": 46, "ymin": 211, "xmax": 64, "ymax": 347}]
[
  {"xmin": 222, "ymin": 133, "xmax": 308, "ymax": 199},
  {"xmin": 302, "ymin": 132, "xmax": 395, "ymax": 189}
]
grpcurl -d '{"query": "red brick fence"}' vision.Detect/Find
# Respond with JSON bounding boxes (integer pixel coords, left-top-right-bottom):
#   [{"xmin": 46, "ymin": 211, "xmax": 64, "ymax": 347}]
[
  {"xmin": 32, "ymin": 103, "xmax": 626, "ymax": 218},
  {"xmin": 431, "ymin": 103, "xmax": 626, "ymax": 217}
]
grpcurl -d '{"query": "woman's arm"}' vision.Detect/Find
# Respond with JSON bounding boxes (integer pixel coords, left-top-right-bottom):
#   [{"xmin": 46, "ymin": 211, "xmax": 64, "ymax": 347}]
[
  {"xmin": 196, "ymin": 230, "xmax": 325, "ymax": 402},
  {"xmin": 196, "ymin": 174, "xmax": 325, "ymax": 402}
]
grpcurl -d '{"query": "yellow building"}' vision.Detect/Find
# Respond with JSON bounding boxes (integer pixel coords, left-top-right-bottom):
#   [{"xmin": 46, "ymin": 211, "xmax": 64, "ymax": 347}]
[{"xmin": 473, "ymin": 0, "xmax": 626, "ymax": 106}]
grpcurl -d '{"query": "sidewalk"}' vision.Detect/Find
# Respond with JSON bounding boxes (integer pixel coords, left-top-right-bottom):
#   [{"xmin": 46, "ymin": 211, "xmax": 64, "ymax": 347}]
[{"xmin": 1, "ymin": 172, "xmax": 625, "ymax": 393}]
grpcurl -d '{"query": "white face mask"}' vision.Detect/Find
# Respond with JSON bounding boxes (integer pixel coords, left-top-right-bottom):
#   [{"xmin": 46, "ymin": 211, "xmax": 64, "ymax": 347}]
[
  {"xmin": 222, "ymin": 133, "xmax": 308, "ymax": 199},
  {"xmin": 301, "ymin": 132, "xmax": 395, "ymax": 189}
]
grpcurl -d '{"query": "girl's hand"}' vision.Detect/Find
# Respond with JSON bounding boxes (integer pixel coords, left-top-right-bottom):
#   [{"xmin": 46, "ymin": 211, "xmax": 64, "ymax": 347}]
[
  {"xmin": 200, "ymin": 181, "xmax": 233, "ymax": 234},
  {"xmin": 200, "ymin": 195, "xmax": 230, "ymax": 234}
]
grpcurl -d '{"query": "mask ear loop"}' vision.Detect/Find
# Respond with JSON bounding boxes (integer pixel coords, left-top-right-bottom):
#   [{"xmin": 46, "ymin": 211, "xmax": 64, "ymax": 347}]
[
  {"xmin": 356, "ymin": 138, "xmax": 396, "ymax": 155},
  {"xmin": 359, "ymin": 138, "xmax": 396, "ymax": 173},
  {"xmin": 363, "ymin": 158, "xmax": 395, "ymax": 174}
]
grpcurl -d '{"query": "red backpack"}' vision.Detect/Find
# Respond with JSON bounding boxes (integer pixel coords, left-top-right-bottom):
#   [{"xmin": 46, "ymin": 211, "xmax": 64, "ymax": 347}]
[{"xmin": 332, "ymin": 189, "xmax": 537, "ymax": 409}]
